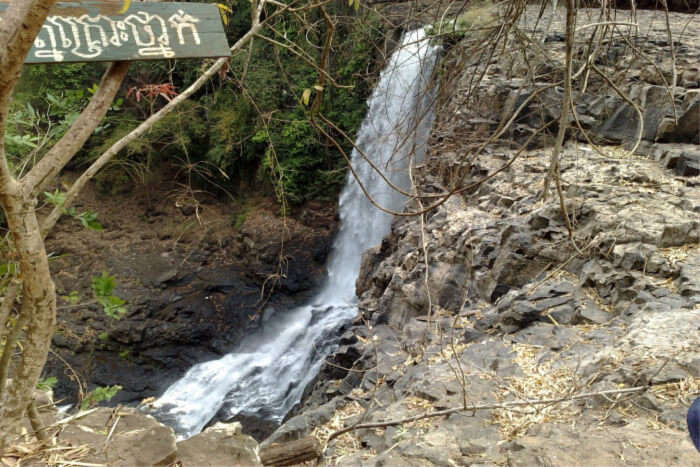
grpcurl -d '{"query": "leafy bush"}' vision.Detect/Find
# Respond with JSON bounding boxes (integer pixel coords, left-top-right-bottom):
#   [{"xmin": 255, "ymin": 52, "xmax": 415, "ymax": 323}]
[
  {"xmin": 5, "ymin": 64, "xmax": 104, "ymax": 171},
  {"xmin": 9, "ymin": 2, "xmax": 384, "ymax": 206}
]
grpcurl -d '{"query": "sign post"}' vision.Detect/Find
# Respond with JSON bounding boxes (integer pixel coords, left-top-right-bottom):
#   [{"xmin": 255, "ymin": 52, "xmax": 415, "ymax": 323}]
[{"xmin": 0, "ymin": 1, "xmax": 231, "ymax": 64}]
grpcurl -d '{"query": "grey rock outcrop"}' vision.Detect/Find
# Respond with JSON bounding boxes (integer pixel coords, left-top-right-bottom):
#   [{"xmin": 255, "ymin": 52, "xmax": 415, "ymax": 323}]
[
  {"xmin": 177, "ymin": 422, "xmax": 261, "ymax": 466},
  {"xmin": 55, "ymin": 408, "xmax": 260, "ymax": 466},
  {"xmin": 276, "ymin": 6, "xmax": 700, "ymax": 466},
  {"xmin": 58, "ymin": 408, "xmax": 178, "ymax": 466}
]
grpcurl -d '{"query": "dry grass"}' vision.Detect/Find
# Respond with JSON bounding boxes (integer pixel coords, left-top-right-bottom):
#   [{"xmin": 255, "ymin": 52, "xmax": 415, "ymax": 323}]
[
  {"xmin": 492, "ymin": 343, "xmax": 578, "ymax": 438},
  {"xmin": 651, "ymin": 376, "xmax": 700, "ymax": 406},
  {"xmin": 312, "ymin": 401, "xmax": 369, "ymax": 465},
  {"xmin": 1, "ymin": 433, "xmax": 96, "ymax": 467},
  {"xmin": 658, "ymin": 243, "xmax": 700, "ymax": 266}
]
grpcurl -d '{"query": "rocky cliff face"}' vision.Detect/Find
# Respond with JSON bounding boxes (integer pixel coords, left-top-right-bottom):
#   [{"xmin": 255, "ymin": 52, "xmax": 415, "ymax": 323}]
[
  {"xmin": 269, "ymin": 7, "xmax": 700, "ymax": 465},
  {"xmin": 44, "ymin": 190, "xmax": 337, "ymax": 408}
]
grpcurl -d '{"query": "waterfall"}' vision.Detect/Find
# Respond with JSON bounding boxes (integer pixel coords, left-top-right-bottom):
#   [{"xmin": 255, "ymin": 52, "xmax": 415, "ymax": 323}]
[{"xmin": 150, "ymin": 28, "xmax": 438, "ymax": 440}]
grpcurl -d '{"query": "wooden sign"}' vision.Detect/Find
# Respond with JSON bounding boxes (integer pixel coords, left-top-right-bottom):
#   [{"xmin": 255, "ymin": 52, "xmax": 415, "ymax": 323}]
[{"xmin": 0, "ymin": 2, "xmax": 231, "ymax": 64}]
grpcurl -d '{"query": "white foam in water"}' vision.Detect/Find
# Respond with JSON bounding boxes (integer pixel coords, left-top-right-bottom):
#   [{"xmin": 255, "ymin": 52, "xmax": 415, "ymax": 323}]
[{"xmin": 151, "ymin": 28, "xmax": 439, "ymax": 440}]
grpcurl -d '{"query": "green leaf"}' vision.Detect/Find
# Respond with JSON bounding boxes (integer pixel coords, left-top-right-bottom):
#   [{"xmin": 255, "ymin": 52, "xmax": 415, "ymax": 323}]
[
  {"xmin": 44, "ymin": 189, "xmax": 66, "ymax": 207},
  {"xmin": 0, "ymin": 262, "xmax": 18, "ymax": 278},
  {"xmin": 46, "ymin": 93, "xmax": 60, "ymax": 106},
  {"xmin": 92, "ymin": 272, "xmax": 115, "ymax": 298},
  {"xmin": 98, "ymin": 295, "xmax": 127, "ymax": 320},
  {"xmin": 80, "ymin": 385, "xmax": 122, "ymax": 410},
  {"xmin": 77, "ymin": 211, "xmax": 103, "ymax": 231},
  {"xmin": 37, "ymin": 377, "xmax": 57, "ymax": 391},
  {"xmin": 93, "ymin": 272, "xmax": 127, "ymax": 319}
]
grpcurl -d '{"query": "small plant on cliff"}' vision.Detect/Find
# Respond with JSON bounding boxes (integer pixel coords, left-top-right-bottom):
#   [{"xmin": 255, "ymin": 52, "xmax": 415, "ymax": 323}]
[
  {"xmin": 92, "ymin": 272, "xmax": 127, "ymax": 320},
  {"xmin": 80, "ymin": 385, "xmax": 122, "ymax": 410}
]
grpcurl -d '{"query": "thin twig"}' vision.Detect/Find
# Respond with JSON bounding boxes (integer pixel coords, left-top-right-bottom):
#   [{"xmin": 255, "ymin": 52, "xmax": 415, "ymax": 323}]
[{"xmin": 325, "ymin": 385, "xmax": 648, "ymax": 443}]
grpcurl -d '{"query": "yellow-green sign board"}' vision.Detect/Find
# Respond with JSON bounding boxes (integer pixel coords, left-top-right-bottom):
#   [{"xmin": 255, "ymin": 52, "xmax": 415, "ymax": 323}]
[{"xmin": 0, "ymin": 1, "xmax": 231, "ymax": 63}]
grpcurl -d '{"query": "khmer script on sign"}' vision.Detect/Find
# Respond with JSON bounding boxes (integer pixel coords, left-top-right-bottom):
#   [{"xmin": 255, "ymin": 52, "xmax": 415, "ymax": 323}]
[{"xmin": 0, "ymin": 1, "xmax": 231, "ymax": 63}]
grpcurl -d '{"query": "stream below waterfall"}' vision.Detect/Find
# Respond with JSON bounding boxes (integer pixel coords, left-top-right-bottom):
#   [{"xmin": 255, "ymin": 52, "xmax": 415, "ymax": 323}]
[{"xmin": 150, "ymin": 28, "xmax": 439, "ymax": 440}]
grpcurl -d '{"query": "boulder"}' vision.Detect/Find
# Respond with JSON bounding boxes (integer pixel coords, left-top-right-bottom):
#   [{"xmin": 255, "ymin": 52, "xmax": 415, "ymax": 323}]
[
  {"xmin": 177, "ymin": 422, "xmax": 261, "ymax": 466},
  {"xmin": 58, "ymin": 408, "xmax": 178, "ymax": 466}
]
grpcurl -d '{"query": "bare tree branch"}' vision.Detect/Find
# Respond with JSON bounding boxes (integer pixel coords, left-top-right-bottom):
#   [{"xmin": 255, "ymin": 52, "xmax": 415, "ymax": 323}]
[
  {"xmin": 40, "ymin": 0, "xmax": 281, "ymax": 236},
  {"xmin": 23, "ymin": 62, "xmax": 130, "ymax": 198},
  {"xmin": 325, "ymin": 386, "xmax": 649, "ymax": 444}
]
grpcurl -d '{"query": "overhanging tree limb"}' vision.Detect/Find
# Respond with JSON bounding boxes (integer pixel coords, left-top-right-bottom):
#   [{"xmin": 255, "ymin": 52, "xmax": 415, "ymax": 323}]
[
  {"xmin": 40, "ymin": 0, "xmax": 280, "ymax": 236},
  {"xmin": 23, "ymin": 61, "xmax": 131, "ymax": 199}
]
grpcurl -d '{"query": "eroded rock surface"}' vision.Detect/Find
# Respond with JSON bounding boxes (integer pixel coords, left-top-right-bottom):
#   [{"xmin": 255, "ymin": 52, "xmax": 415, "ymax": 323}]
[{"xmin": 271, "ymin": 7, "xmax": 700, "ymax": 466}]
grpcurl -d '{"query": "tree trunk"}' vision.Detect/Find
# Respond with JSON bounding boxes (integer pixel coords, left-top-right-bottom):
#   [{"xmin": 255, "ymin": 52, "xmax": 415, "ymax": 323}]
[
  {"xmin": 0, "ymin": 192, "xmax": 56, "ymax": 452},
  {"xmin": 0, "ymin": 0, "xmax": 269, "ymax": 454}
]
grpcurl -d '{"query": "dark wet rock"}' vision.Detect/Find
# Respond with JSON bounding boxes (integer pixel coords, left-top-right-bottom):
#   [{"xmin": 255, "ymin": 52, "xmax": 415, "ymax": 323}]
[{"xmin": 46, "ymin": 198, "xmax": 338, "ymax": 408}]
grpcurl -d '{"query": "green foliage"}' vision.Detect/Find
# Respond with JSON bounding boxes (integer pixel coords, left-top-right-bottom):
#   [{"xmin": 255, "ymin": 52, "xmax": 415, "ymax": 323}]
[
  {"xmin": 0, "ymin": 262, "xmax": 16, "ymax": 279},
  {"xmin": 43, "ymin": 189, "xmax": 66, "ymax": 207},
  {"xmin": 76, "ymin": 211, "xmax": 103, "ymax": 231},
  {"xmin": 77, "ymin": 2, "xmax": 382, "ymax": 205},
  {"xmin": 36, "ymin": 376, "xmax": 57, "ymax": 391},
  {"xmin": 86, "ymin": 100, "xmax": 208, "ymax": 193},
  {"xmin": 6, "ymin": 64, "xmax": 103, "ymax": 172},
  {"xmin": 80, "ymin": 385, "xmax": 122, "ymax": 410},
  {"xmin": 202, "ymin": 7, "xmax": 383, "ymax": 203},
  {"xmin": 43, "ymin": 190, "xmax": 103, "ymax": 231},
  {"xmin": 8, "ymin": 2, "xmax": 384, "ymax": 206},
  {"xmin": 92, "ymin": 272, "xmax": 116, "ymax": 298},
  {"xmin": 92, "ymin": 272, "xmax": 127, "ymax": 320}
]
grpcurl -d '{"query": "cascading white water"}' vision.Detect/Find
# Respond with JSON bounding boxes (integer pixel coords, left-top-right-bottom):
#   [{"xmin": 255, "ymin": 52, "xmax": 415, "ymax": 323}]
[{"xmin": 150, "ymin": 28, "xmax": 438, "ymax": 440}]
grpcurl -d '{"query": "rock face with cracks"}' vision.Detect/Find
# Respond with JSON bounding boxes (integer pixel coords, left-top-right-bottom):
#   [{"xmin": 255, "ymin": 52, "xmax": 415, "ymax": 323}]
[{"xmin": 268, "ymin": 7, "xmax": 700, "ymax": 466}]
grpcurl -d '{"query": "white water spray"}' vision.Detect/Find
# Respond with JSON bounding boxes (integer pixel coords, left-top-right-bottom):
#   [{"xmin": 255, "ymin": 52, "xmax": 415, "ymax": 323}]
[{"xmin": 151, "ymin": 28, "xmax": 438, "ymax": 440}]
